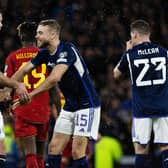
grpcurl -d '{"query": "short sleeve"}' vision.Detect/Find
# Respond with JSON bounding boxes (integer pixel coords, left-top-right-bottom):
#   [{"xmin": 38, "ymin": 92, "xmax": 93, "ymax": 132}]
[
  {"xmin": 31, "ymin": 49, "xmax": 48, "ymax": 67},
  {"xmin": 56, "ymin": 44, "xmax": 76, "ymax": 67},
  {"xmin": 118, "ymin": 52, "xmax": 128, "ymax": 73}
]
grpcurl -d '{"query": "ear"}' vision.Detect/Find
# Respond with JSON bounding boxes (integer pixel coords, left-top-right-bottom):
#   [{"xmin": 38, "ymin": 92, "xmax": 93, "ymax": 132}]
[
  {"xmin": 131, "ymin": 31, "xmax": 136, "ymax": 39},
  {"xmin": 134, "ymin": 32, "xmax": 138, "ymax": 39},
  {"xmin": 50, "ymin": 31, "xmax": 57, "ymax": 40}
]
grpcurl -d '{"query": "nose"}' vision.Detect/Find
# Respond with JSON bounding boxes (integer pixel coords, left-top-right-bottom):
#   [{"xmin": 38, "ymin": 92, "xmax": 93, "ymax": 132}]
[{"xmin": 35, "ymin": 33, "xmax": 39, "ymax": 39}]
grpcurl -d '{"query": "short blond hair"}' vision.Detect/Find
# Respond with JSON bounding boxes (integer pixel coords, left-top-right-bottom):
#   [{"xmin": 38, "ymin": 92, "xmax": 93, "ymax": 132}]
[
  {"xmin": 131, "ymin": 20, "xmax": 150, "ymax": 35},
  {"xmin": 39, "ymin": 19, "xmax": 61, "ymax": 35}
]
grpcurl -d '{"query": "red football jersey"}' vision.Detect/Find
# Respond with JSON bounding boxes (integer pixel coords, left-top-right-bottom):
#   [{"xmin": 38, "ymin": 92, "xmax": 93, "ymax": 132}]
[{"xmin": 5, "ymin": 46, "xmax": 50, "ymax": 123}]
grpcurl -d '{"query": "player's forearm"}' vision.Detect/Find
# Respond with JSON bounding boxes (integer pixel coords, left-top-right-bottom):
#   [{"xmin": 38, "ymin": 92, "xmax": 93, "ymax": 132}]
[
  {"xmin": 0, "ymin": 72, "xmax": 20, "ymax": 89},
  {"xmin": 11, "ymin": 61, "xmax": 34, "ymax": 81},
  {"xmin": 113, "ymin": 66, "xmax": 122, "ymax": 79},
  {"xmin": 11, "ymin": 69, "xmax": 26, "ymax": 81},
  {"xmin": 30, "ymin": 76, "xmax": 57, "ymax": 98},
  {"xmin": 30, "ymin": 65, "xmax": 63, "ymax": 98}
]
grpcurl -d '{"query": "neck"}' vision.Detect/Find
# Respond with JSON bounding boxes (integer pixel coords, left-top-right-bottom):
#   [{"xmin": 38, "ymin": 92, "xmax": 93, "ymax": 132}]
[
  {"xmin": 135, "ymin": 37, "xmax": 150, "ymax": 46},
  {"xmin": 47, "ymin": 39, "xmax": 60, "ymax": 54}
]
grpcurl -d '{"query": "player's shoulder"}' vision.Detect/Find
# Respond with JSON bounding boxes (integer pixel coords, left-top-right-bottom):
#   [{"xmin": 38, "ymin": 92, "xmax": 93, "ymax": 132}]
[
  {"xmin": 154, "ymin": 43, "xmax": 167, "ymax": 52},
  {"xmin": 139, "ymin": 42, "xmax": 166, "ymax": 51},
  {"xmin": 8, "ymin": 46, "xmax": 39, "ymax": 55},
  {"xmin": 148, "ymin": 42, "xmax": 168, "ymax": 56},
  {"xmin": 127, "ymin": 42, "xmax": 167, "ymax": 55},
  {"xmin": 7, "ymin": 48, "xmax": 21, "ymax": 61},
  {"xmin": 7, "ymin": 50, "xmax": 17, "ymax": 59},
  {"xmin": 60, "ymin": 41, "xmax": 77, "ymax": 52},
  {"xmin": 7, "ymin": 46, "xmax": 39, "ymax": 61},
  {"xmin": 57, "ymin": 41, "xmax": 78, "ymax": 59}
]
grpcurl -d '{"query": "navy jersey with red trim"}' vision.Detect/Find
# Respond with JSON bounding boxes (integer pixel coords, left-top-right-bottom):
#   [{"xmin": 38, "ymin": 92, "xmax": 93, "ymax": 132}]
[
  {"xmin": 31, "ymin": 41, "xmax": 100, "ymax": 111},
  {"xmin": 118, "ymin": 42, "xmax": 168, "ymax": 118}
]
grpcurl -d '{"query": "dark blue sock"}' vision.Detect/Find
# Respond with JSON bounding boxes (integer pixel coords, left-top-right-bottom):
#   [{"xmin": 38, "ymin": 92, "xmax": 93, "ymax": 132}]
[
  {"xmin": 135, "ymin": 154, "xmax": 150, "ymax": 168},
  {"xmin": 72, "ymin": 156, "xmax": 88, "ymax": 168},
  {"xmin": 45, "ymin": 154, "xmax": 62, "ymax": 168},
  {"xmin": 0, "ymin": 155, "xmax": 6, "ymax": 168},
  {"xmin": 162, "ymin": 150, "xmax": 168, "ymax": 168}
]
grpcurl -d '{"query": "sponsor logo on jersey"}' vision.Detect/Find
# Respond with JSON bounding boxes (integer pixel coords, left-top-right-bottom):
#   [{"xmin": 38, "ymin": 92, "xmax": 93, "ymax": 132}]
[
  {"xmin": 57, "ymin": 52, "xmax": 68, "ymax": 63},
  {"xmin": 47, "ymin": 62, "xmax": 56, "ymax": 68}
]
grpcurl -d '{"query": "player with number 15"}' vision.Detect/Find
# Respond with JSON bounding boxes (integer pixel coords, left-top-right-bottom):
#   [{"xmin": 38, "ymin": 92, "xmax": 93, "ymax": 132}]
[{"xmin": 11, "ymin": 19, "xmax": 100, "ymax": 168}]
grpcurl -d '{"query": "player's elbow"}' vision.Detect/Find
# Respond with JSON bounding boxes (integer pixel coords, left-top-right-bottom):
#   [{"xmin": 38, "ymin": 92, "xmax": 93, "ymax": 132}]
[
  {"xmin": 113, "ymin": 68, "xmax": 121, "ymax": 79},
  {"xmin": 113, "ymin": 70, "xmax": 118, "ymax": 78},
  {"xmin": 21, "ymin": 68, "xmax": 28, "ymax": 76}
]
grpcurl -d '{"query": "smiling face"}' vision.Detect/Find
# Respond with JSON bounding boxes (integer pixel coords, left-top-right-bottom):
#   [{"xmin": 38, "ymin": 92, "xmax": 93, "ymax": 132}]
[
  {"xmin": 35, "ymin": 25, "xmax": 53, "ymax": 48},
  {"xmin": 0, "ymin": 13, "xmax": 3, "ymax": 31},
  {"xmin": 36, "ymin": 25, "xmax": 56, "ymax": 48}
]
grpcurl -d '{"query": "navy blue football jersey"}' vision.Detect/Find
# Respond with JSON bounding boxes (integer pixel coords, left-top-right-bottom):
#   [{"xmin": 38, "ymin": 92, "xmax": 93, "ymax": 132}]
[
  {"xmin": 118, "ymin": 42, "xmax": 168, "ymax": 117},
  {"xmin": 31, "ymin": 41, "xmax": 100, "ymax": 111}
]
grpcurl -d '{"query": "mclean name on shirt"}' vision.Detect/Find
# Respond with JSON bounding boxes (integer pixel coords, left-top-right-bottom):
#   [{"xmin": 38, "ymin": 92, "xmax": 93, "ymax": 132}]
[{"xmin": 137, "ymin": 48, "xmax": 159, "ymax": 55}]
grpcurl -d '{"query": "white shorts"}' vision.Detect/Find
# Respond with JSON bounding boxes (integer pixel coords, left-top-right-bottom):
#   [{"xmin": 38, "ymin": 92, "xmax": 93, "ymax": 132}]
[
  {"xmin": 0, "ymin": 112, "xmax": 5, "ymax": 140},
  {"xmin": 132, "ymin": 117, "xmax": 168, "ymax": 145},
  {"xmin": 54, "ymin": 107, "xmax": 100, "ymax": 140}
]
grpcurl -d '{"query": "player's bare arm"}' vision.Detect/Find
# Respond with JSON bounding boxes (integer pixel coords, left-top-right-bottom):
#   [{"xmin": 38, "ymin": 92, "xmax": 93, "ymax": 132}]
[
  {"xmin": 113, "ymin": 64, "xmax": 122, "ymax": 79},
  {"xmin": 113, "ymin": 40, "xmax": 132, "ymax": 79},
  {"xmin": 29, "ymin": 64, "xmax": 68, "ymax": 99},
  {"xmin": 11, "ymin": 61, "xmax": 35, "ymax": 81},
  {"xmin": 0, "ymin": 72, "xmax": 20, "ymax": 89},
  {"xmin": 0, "ymin": 72, "xmax": 28, "ymax": 100},
  {"xmin": 12, "ymin": 64, "xmax": 66, "ymax": 110}
]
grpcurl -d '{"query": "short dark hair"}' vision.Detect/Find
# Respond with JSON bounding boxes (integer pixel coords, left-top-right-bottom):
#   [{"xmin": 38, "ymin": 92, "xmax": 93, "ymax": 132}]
[
  {"xmin": 17, "ymin": 22, "xmax": 37, "ymax": 42},
  {"xmin": 39, "ymin": 19, "xmax": 61, "ymax": 35},
  {"xmin": 130, "ymin": 20, "xmax": 150, "ymax": 35}
]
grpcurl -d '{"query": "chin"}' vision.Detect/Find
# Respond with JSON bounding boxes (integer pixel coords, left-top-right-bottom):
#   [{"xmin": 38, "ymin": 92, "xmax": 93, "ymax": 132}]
[
  {"xmin": 38, "ymin": 41, "xmax": 49, "ymax": 48},
  {"xmin": 37, "ymin": 44, "xmax": 43, "ymax": 48}
]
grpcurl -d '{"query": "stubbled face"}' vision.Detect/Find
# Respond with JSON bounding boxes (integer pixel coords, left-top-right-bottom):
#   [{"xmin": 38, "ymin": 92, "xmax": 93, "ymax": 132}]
[
  {"xmin": 0, "ymin": 14, "xmax": 3, "ymax": 31},
  {"xmin": 35, "ymin": 25, "xmax": 52, "ymax": 48}
]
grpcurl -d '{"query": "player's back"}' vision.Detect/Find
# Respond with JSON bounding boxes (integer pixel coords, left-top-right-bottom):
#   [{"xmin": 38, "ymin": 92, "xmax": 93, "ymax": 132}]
[
  {"xmin": 127, "ymin": 42, "xmax": 168, "ymax": 117},
  {"xmin": 6, "ymin": 46, "xmax": 50, "ymax": 123}
]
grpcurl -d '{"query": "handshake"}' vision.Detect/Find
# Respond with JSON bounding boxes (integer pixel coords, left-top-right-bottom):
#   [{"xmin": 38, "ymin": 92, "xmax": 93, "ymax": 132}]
[{"xmin": 0, "ymin": 84, "xmax": 32, "ymax": 113}]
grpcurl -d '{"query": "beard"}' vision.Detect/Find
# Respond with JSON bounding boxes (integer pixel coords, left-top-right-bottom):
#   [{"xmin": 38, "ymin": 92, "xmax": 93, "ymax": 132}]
[{"xmin": 37, "ymin": 40, "xmax": 50, "ymax": 48}]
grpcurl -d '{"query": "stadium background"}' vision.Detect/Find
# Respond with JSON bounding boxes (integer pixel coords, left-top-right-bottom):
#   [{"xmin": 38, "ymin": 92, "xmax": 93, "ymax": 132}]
[{"xmin": 0, "ymin": 0, "xmax": 167, "ymax": 167}]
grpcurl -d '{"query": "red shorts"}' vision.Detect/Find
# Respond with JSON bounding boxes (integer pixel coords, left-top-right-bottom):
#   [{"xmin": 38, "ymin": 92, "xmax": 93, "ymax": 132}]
[{"xmin": 15, "ymin": 116, "xmax": 49, "ymax": 141}]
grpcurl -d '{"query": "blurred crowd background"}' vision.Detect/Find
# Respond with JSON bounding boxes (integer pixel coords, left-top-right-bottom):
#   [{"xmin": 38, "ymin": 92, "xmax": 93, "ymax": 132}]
[{"xmin": 0, "ymin": 0, "xmax": 167, "ymax": 167}]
